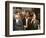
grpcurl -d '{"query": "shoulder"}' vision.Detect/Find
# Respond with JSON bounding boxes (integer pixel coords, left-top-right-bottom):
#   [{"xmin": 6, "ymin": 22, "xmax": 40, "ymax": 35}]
[{"xmin": 35, "ymin": 19, "xmax": 39, "ymax": 24}]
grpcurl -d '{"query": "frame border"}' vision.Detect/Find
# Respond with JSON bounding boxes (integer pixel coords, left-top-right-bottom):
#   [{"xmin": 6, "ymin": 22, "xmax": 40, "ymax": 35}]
[{"xmin": 5, "ymin": 1, "xmax": 45, "ymax": 37}]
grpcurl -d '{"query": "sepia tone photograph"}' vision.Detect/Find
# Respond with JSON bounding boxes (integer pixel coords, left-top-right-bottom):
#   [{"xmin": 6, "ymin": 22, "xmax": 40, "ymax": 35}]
[{"xmin": 13, "ymin": 7, "xmax": 40, "ymax": 31}]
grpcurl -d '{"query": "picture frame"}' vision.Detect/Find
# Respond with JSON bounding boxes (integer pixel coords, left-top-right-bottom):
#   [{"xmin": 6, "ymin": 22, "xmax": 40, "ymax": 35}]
[{"xmin": 5, "ymin": 1, "xmax": 45, "ymax": 37}]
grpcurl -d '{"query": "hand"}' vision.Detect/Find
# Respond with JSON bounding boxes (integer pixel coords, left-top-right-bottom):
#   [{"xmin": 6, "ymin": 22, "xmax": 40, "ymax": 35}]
[{"xmin": 24, "ymin": 25, "xmax": 27, "ymax": 28}]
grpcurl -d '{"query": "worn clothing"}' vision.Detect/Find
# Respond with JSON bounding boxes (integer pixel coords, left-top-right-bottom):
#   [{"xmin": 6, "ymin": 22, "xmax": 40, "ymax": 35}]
[
  {"xmin": 31, "ymin": 20, "xmax": 39, "ymax": 30},
  {"xmin": 13, "ymin": 19, "xmax": 24, "ymax": 31}
]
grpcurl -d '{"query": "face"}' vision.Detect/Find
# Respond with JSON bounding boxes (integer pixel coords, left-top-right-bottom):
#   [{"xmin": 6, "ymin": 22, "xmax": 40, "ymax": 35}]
[
  {"xmin": 32, "ymin": 13, "xmax": 36, "ymax": 20},
  {"xmin": 15, "ymin": 13, "xmax": 22, "ymax": 19},
  {"xmin": 25, "ymin": 12, "xmax": 30, "ymax": 18}
]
